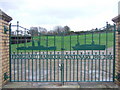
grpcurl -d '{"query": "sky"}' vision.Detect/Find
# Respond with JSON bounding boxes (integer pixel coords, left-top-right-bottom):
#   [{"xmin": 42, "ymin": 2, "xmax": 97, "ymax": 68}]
[{"xmin": 0, "ymin": 0, "xmax": 119, "ymax": 31}]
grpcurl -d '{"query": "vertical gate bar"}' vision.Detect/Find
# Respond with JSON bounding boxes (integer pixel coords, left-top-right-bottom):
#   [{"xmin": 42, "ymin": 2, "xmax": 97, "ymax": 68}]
[
  {"xmin": 9, "ymin": 23, "xmax": 12, "ymax": 81},
  {"xmin": 54, "ymin": 35, "xmax": 56, "ymax": 81},
  {"xmin": 31, "ymin": 30, "xmax": 34, "ymax": 81},
  {"xmin": 113, "ymin": 24, "xmax": 116, "ymax": 81},
  {"xmin": 91, "ymin": 31, "xmax": 94, "ymax": 81},
  {"xmin": 109, "ymin": 52, "xmax": 112, "ymax": 81},
  {"xmin": 15, "ymin": 35, "xmax": 17, "ymax": 81},
  {"xmin": 58, "ymin": 52, "xmax": 60, "ymax": 81},
  {"xmin": 63, "ymin": 34, "xmax": 64, "ymax": 83},
  {"xmin": 84, "ymin": 33, "xmax": 86, "ymax": 81},
  {"xmin": 95, "ymin": 52, "xmax": 97, "ymax": 81},
  {"xmin": 13, "ymin": 52, "xmax": 15, "ymax": 81},
  {"xmin": 66, "ymin": 52, "xmax": 68, "ymax": 81},
  {"xmin": 19, "ymin": 29, "xmax": 22, "ymax": 81},
  {"xmin": 46, "ymin": 35, "xmax": 48, "ymax": 81},
  {"xmin": 14, "ymin": 26, "xmax": 18, "ymax": 81},
  {"xmin": 43, "ymin": 52, "xmax": 44, "ymax": 81},
  {"xmin": 36, "ymin": 52, "xmax": 37, "ymax": 81},
  {"xmin": 60, "ymin": 35, "xmax": 62, "ymax": 82},
  {"xmin": 39, "ymin": 33, "xmax": 41, "ymax": 81},
  {"xmin": 63, "ymin": 34, "xmax": 64, "ymax": 84},
  {"xmin": 14, "ymin": 31, "xmax": 17, "ymax": 81},
  {"xmin": 43, "ymin": 39, "xmax": 45, "ymax": 81},
  {"xmin": 73, "ymin": 52, "xmax": 75, "ymax": 81},
  {"xmin": 62, "ymin": 32, "xmax": 65, "ymax": 85},
  {"xmin": 84, "ymin": 32, "xmax": 87, "ymax": 81},
  {"xmin": 65, "ymin": 31, "xmax": 67, "ymax": 82},
  {"xmin": 80, "ymin": 52, "xmax": 82, "ymax": 81},
  {"xmin": 102, "ymin": 52, "xmax": 104, "ymax": 81},
  {"xmin": 59, "ymin": 43, "xmax": 60, "ymax": 81},
  {"xmin": 77, "ymin": 35, "xmax": 79, "ymax": 81},
  {"xmin": 98, "ymin": 32, "xmax": 101, "ymax": 81},
  {"xmin": 20, "ymin": 30, "xmax": 22, "ymax": 81},
  {"xmin": 109, "ymin": 30, "xmax": 113, "ymax": 81},
  {"xmin": 28, "ymin": 52, "xmax": 30, "ymax": 81},
  {"xmin": 17, "ymin": 21, "xmax": 19, "ymax": 81},
  {"xmin": 70, "ymin": 35, "xmax": 71, "ymax": 81},
  {"xmin": 61, "ymin": 33, "xmax": 64, "ymax": 84},
  {"xmin": 88, "ymin": 52, "xmax": 90, "ymax": 81},
  {"xmin": 21, "ymin": 52, "xmax": 23, "ymax": 81},
  {"xmin": 50, "ymin": 52, "xmax": 52, "ymax": 81},
  {"xmin": 106, "ymin": 23, "xmax": 108, "ymax": 81},
  {"xmin": 87, "ymin": 32, "xmax": 89, "ymax": 81},
  {"xmin": 24, "ymin": 28, "xmax": 27, "ymax": 81}
]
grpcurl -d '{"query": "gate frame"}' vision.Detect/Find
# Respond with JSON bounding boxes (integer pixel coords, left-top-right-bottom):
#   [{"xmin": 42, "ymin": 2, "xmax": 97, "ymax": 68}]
[{"xmin": 9, "ymin": 21, "xmax": 117, "ymax": 83}]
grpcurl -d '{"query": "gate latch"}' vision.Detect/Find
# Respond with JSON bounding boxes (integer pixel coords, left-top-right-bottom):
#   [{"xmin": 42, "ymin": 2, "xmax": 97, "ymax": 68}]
[
  {"xmin": 59, "ymin": 63, "xmax": 64, "ymax": 71},
  {"xmin": 59, "ymin": 64, "xmax": 62, "ymax": 71}
]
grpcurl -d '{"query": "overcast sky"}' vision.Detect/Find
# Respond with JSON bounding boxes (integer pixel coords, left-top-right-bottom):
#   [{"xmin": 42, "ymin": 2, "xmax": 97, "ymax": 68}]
[{"xmin": 0, "ymin": 0, "xmax": 119, "ymax": 31}]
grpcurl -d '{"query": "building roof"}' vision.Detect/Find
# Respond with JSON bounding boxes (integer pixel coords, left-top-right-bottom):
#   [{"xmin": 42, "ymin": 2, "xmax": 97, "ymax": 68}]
[
  {"xmin": 0, "ymin": 9, "xmax": 12, "ymax": 22},
  {"xmin": 112, "ymin": 14, "xmax": 120, "ymax": 23}
]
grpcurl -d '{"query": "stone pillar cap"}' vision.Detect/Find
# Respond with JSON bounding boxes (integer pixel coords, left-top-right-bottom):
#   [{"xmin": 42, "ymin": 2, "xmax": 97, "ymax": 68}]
[
  {"xmin": 112, "ymin": 15, "xmax": 120, "ymax": 23},
  {"xmin": 0, "ymin": 9, "xmax": 12, "ymax": 22}
]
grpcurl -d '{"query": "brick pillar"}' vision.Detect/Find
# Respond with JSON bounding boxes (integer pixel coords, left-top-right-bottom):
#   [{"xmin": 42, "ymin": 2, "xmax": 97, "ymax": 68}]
[
  {"xmin": 0, "ymin": 9, "xmax": 12, "ymax": 89},
  {"xmin": 112, "ymin": 15, "xmax": 120, "ymax": 85},
  {"xmin": 115, "ymin": 23, "xmax": 120, "ymax": 85}
]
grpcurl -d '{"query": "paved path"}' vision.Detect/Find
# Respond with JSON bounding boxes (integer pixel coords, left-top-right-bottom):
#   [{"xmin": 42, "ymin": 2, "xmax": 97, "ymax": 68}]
[{"xmin": 3, "ymin": 82, "xmax": 119, "ymax": 88}]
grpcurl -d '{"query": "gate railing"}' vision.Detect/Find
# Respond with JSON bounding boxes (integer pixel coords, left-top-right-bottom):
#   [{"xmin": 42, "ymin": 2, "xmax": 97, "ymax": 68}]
[{"xmin": 9, "ymin": 22, "xmax": 116, "ymax": 83}]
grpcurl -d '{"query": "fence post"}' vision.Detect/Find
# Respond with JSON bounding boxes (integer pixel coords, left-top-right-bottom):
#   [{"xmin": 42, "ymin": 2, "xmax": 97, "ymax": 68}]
[{"xmin": 0, "ymin": 9, "xmax": 12, "ymax": 89}]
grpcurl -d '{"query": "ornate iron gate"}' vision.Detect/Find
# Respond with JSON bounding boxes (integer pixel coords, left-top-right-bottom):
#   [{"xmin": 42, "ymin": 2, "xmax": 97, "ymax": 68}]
[{"xmin": 10, "ymin": 22, "xmax": 116, "ymax": 82}]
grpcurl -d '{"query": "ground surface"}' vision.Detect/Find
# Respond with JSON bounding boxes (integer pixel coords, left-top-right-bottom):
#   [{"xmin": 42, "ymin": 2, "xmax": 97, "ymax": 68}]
[{"xmin": 3, "ymin": 82, "xmax": 119, "ymax": 88}]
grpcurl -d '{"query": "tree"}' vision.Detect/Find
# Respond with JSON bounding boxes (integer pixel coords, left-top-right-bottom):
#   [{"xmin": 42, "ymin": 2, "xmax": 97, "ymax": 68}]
[
  {"xmin": 29, "ymin": 27, "xmax": 39, "ymax": 36},
  {"xmin": 38, "ymin": 27, "xmax": 47, "ymax": 34},
  {"xmin": 63, "ymin": 26, "xmax": 70, "ymax": 34},
  {"xmin": 53, "ymin": 26, "xmax": 64, "ymax": 35}
]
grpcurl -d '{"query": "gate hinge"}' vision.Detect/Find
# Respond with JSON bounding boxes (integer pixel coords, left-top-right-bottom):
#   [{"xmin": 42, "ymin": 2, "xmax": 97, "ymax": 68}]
[
  {"xmin": 4, "ymin": 26, "xmax": 9, "ymax": 34},
  {"xmin": 4, "ymin": 72, "xmax": 10, "ymax": 81},
  {"xmin": 115, "ymin": 73, "xmax": 120, "ymax": 82}
]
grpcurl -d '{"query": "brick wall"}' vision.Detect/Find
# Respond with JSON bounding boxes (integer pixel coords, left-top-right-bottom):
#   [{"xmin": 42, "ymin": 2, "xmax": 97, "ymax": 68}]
[
  {"xmin": 0, "ymin": 10, "xmax": 12, "ymax": 89},
  {"xmin": 0, "ymin": 20, "xmax": 2, "ymax": 89},
  {"xmin": 112, "ymin": 15, "xmax": 120, "ymax": 85}
]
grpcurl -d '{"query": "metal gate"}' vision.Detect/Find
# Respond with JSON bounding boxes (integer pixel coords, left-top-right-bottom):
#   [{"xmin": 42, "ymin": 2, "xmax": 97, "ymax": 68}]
[{"xmin": 10, "ymin": 22, "xmax": 116, "ymax": 82}]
